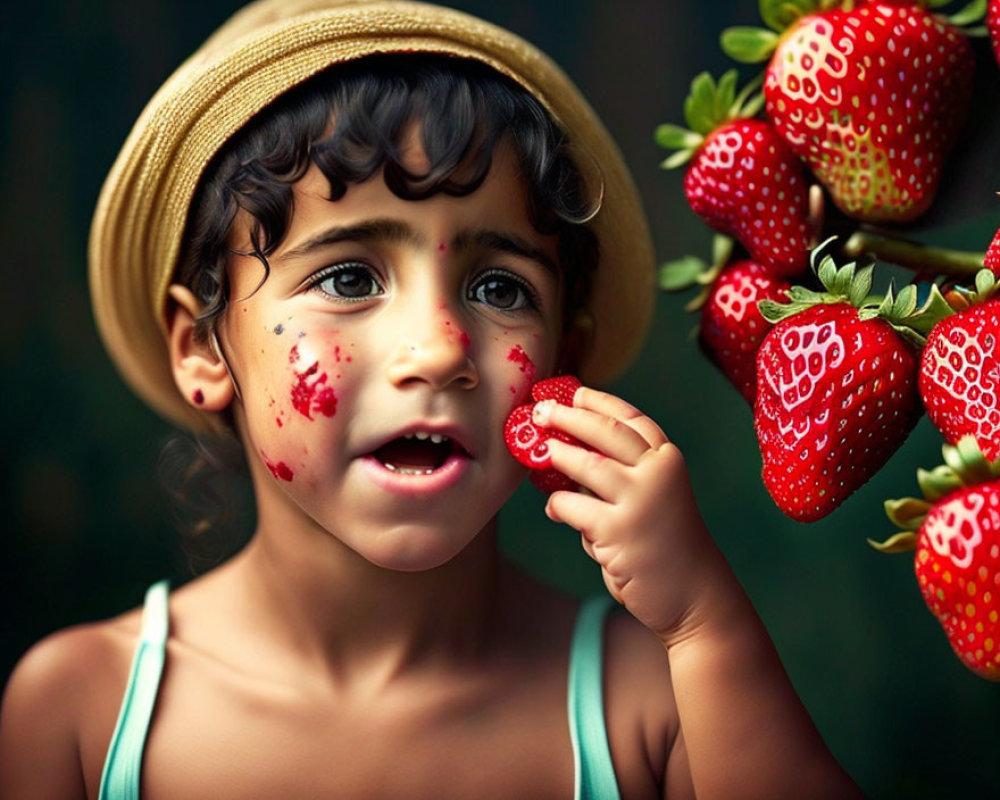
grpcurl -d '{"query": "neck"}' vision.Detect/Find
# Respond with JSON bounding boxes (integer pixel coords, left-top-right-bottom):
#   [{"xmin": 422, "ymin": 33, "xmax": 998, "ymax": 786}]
[{"xmin": 221, "ymin": 511, "xmax": 508, "ymax": 687}]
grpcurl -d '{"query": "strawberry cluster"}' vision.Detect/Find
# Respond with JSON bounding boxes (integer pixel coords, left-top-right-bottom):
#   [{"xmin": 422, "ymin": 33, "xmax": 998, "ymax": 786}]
[{"xmin": 655, "ymin": 0, "xmax": 1000, "ymax": 679}]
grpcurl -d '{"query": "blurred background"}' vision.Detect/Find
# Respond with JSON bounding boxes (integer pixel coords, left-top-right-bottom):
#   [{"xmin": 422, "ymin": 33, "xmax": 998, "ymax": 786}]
[{"xmin": 2, "ymin": 0, "xmax": 999, "ymax": 796}]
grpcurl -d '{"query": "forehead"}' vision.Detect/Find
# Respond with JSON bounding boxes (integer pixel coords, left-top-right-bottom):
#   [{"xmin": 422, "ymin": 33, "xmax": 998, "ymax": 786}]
[{"xmin": 229, "ymin": 138, "xmax": 556, "ymax": 266}]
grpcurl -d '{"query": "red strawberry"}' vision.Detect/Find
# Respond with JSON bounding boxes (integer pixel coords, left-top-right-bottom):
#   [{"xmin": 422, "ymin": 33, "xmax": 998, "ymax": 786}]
[
  {"xmin": 878, "ymin": 438, "xmax": 1000, "ymax": 680},
  {"xmin": 985, "ymin": 224, "xmax": 1000, "ymax": 276},
  {"xmin": 915, "ymin": 480, "xmax": 1000, "ymax": 680},
  {"xmin": 532, "ymin": 375, "xmax": 582, "ymax": 406},
  {"xmin": 503, "ymin": 376, "xmax": 584, "ymax": 492},
  {"xmin": 700, "ymin": 260, "xmax": 791, "ymax": 403},
  {"xmin": 656, "ymin": 72, "xmax": 812, "ymax": 276},
  {"xmin": 919, "ymin": 299, "xmax": 1000, "ymax": 460},
  {"xmin": 724, "ymin": 1, "xmax": 977, "ymax": 223},
  {"xmin": 753, "ymin": 245, "xmax": 942, "ymax": 521},
  {"xmin": 988, "ymin": 0, "xmax": 1000, "ymax": 67}
]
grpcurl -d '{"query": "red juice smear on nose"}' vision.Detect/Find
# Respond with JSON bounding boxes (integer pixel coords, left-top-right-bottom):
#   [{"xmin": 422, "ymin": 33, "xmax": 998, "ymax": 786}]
[
  {"xmin": 289, "ymin": 345, "xmax": 338, "ymax": 419},
  {"xmin": 260, "ymin": 450, "xmax": 294, "ymax": 482}
]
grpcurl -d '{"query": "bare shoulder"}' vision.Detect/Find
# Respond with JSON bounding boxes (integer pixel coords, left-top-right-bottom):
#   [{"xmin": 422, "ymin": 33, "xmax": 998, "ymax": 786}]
[
  {"xmin": 0, "ymin": 611, "xmax": 141, "ymax": 799},
  {"xmin": 604, "ymin": 609, "xmax": 689, "ymax": 800}
]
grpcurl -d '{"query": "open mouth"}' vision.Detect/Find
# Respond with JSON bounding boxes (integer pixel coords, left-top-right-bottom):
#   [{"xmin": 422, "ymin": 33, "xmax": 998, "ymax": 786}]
[{"xmin": 372, "ymin": 433, "xmax": 464, "ymax": 475}]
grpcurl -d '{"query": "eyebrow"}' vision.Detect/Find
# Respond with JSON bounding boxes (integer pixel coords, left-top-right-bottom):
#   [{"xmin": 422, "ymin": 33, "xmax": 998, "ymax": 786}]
[
  {"xmin": 280, "ymin": 219, "xmax": 425, "ymax": 260},
  {"xmin": 454, "ymin": 230, "xmax": 559, "ymax": 276},
  {"xmin": 280, "ymin": 217, "xmax": 557, "ymax": 275}
]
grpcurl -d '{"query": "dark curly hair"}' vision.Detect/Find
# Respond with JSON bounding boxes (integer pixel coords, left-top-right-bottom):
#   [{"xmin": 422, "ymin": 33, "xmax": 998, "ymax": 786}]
[{"xmin": 176, "ymin": 52, "xmax": 600, "ymax": 343}]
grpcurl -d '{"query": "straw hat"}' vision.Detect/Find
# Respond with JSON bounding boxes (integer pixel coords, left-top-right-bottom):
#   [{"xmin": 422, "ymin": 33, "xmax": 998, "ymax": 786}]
[{"xmin": 89, "ymin": 0, "xmax": 655, "ymax": 433}]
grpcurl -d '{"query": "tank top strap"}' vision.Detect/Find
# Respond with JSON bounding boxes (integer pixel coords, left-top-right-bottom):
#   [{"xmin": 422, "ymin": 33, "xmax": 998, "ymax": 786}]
[
  {"xmin": 568, "ymin": 593, "xmax": 622, "ymax": 800},
  {"xmin": 98, "ymin": 580, "xmax": 170, "ymax": 800}
]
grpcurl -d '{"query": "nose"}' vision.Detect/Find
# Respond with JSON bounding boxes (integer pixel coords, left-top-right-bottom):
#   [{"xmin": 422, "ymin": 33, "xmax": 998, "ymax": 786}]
[{"xmin": 385, "ymin": 306, "xmax": 479, "ymax": 391}]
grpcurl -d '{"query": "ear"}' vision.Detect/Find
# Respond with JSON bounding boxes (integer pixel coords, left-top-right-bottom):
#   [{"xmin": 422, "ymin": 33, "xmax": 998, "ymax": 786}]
[{"xmin": 166, "ymin": 285, "xmax": 234, "ymax": 412}]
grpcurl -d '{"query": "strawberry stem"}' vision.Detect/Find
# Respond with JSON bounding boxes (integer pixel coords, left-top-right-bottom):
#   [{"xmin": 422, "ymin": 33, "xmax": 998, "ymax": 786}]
[{"xmin": 843, "ymin": 231, "xmax": 986, "ymax": 280}]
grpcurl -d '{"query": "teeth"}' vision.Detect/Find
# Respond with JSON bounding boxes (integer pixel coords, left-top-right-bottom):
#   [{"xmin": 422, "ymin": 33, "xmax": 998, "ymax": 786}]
[
  {"xmin": 401, "ymin": 432, "xmax": 449, "ymax": 443},
  {"xmin": 384, "ymin": 463, "xmax": 435, "ymax": 475}
]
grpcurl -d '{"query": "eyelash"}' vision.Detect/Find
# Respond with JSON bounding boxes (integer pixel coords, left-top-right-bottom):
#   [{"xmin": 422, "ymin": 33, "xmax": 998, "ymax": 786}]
[
  {"xmin": 307, "ymin": 262, "xmax": 383, "ymax": 302},
  {"xmin": 468, "ymin": 269, "xmax": 541, "ymax": 313},
  {"xmin": 305, "ymin": 262, "xmax": 541, "ymax": 313}
]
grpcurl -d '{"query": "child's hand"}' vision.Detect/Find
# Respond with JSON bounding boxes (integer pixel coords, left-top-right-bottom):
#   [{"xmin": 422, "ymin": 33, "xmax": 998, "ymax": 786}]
[{"xmin": 535, "ymin": 387, "xmax": 720, "ymax": 643}]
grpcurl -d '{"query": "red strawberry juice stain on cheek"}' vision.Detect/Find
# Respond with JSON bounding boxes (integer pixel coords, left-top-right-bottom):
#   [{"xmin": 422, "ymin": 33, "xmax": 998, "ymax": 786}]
[
  {"xmin": 289, "ymin": 344, "xmax": 338, "ymax": 420},
  {"xmin": 506, "ymin": 344, "xmax": 537, "ymax": 399},
  {"xmin": 260, "ymin": 450, "xmax": 294, "ymax": 482}
]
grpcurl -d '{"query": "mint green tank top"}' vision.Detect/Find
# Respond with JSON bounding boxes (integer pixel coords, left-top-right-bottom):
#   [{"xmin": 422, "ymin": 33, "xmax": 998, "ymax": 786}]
[{"xmin": 98, "ymin": 582, "xmax": 621, "ymax": 799}]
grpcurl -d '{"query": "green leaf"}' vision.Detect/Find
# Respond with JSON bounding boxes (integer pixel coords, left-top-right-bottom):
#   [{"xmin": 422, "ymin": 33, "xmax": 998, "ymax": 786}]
[
  {"xmin": 659, "ymin": 256, "xmax": 709, "ymax": 291},
  {"xmin": 759, "ymin": 0, "xmax": 819, "ymax": 32},
  {"xmin": 660, "ymin": 149, "xmax": 695, "ymax": 170},
  {"xmin": 720, "ymin": 26, "xmax": 780, "ymax": 64},
  {"xmin": 948, "ymin": 0, "xmax": 987, "ymax": 28},
  {"xmin": 975, "ymin": 267, "xmax": 997, "ymax": 296},
  {"xmin": 884, "ymin": 497, "xmax": 931, "ymax": 531},
  {"xmin": 905, "ymin": 283, "xmax": 954, "ymax": 336},
  {"xmin": 654, "ymin": 123, "xmax": 702, "ymax": 151},
  {"xmin": 714, "ymin": 70, "xmax": 739, "ymax": 123},
  {"xmin": 711, "ymin": 234, "xmax": 735, "ymax": 267},
  {"xmin": 917, "ymin": 465, "xmax": 963, "ymax": 503},
  {"xmin": 816, "ymin": 254, "xmax": 839, "ymax": 291},
  {"xmin": 867, "ymin": 531, "xmax": 919, "ymax": 554},
  {"xmin": 892, "ymin": 284, "xmax": 918, "ymax": 318},
  {"xmin": 731, "ymin": 71, "xmax": 765, "ymax": 117},
  {"xmin": 849, "ymin": 264, "xmax": 875, "ymax": 307},
  {"xmin": 684, "ymin": 72, "xmax": 719, "ymax": 135}
]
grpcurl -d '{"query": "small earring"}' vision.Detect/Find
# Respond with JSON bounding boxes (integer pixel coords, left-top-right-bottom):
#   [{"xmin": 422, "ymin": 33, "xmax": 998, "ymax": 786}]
[{"xmin": 192, "ymin": 389, "xmax": 205, "ymax": 405}]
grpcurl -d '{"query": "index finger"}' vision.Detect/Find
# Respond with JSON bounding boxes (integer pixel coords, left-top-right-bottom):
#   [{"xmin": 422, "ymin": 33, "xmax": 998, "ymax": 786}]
[{"xmin": 573, "ymin": 387, "xmax": 670, "ymax": 449}]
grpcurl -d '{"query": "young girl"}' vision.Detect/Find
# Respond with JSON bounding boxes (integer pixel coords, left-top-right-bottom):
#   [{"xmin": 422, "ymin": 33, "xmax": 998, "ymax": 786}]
[{"xmin": 0, "ymin": 1, "xmax": 862, "ymax": 797}]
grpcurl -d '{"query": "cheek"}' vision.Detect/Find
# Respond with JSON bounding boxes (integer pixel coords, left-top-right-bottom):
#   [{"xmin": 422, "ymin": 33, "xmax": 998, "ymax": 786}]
[
  {"xmin": 255, "ymin": 332, "xmax": 357, "ymax": 479},
  {"xmin": 499, "ymin": 337, "xmax": 540, "ymax": 405}
]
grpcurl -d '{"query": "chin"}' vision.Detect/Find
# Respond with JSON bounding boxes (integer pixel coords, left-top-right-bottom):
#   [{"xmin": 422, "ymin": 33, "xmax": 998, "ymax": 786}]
[{"xmin": 357, "ymin": 523, "xmax": 484, "ymax": 573}]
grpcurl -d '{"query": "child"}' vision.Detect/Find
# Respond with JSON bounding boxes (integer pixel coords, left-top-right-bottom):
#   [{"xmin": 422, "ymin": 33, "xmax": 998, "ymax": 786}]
[{"xmin": 0, "ymin": 1, "xmax": 862, "ymax": 797}]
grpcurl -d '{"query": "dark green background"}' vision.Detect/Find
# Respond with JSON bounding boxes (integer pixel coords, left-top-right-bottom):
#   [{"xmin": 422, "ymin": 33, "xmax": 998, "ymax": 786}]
[{"xmin": 3, "ymin": 1, "xmax": 999, "ymax": 796}]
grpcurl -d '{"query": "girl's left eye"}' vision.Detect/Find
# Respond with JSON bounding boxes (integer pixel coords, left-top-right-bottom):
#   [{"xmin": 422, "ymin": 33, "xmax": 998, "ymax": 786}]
[
  {"xmin": 469, "ymin": 271, "xmax": 538, "ymax": 312},
  {"xmin": 309, "ymin": 262, "xmax": 383, "ymax": 301}
]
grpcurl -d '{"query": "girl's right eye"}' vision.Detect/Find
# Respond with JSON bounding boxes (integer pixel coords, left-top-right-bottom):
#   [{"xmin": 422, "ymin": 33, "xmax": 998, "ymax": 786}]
[{"xmin": 309, "ymin": 262, "xmax": 383, "ymax": 302}]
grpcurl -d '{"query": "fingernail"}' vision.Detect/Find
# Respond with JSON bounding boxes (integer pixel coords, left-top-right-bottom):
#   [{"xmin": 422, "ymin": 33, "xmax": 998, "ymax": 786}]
[{"xmin": 533, "ymin": 399, "xmax": 555, "ymax": 426}]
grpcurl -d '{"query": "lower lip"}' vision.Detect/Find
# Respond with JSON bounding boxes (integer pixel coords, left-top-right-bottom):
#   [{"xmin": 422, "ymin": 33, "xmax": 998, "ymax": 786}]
[{"xmin": 359, "ymin": 452, "xmax": 470, "ymax": 496}]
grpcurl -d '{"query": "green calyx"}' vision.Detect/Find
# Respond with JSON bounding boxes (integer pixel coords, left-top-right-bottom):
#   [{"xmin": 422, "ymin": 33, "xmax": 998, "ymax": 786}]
[
  {"xmin": 655, "ymin": 70, "xmax": 764, "ymax": 169},
  {"xmin": 658, "ymin": 235, "xmax": 735, "ymax": 313},
  {"xmin": 757, "ymin": 238, "xmax": 953, "ymax": 348},
  {"xmin": 720, "ymin": 0, "xmax": 833, "ymax": 63},
  {"xmin": 871, "ymin": 436, "xmax": 1000, "ymax": 553},
  {"xmin": 945, "ymin": 0, "xmax": 987, "ymax": 31}
]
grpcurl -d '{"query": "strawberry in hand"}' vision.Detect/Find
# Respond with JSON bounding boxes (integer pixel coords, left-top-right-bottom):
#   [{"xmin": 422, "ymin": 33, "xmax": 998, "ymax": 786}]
[
  {"xmin": 656, "ymin": 70, "xmax": 813, "ymax": 277},
  {"xmin": 723, "ymin": 0, "xmax": 978, "ymax": 223},
  {"xmin": 876, "ymin": 437, "xmax": 1000, "ymax": 680},
  {"xmin": 920, "ymin": 269, "xmax": 1000, "ymax": 461},
  {"xmin": 504, "ymin": 376, "xmax": 584, "ymax": 493},
  {"xmin": 754, "ymin": 241, "xmax": 950, "ymax": 521}
]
